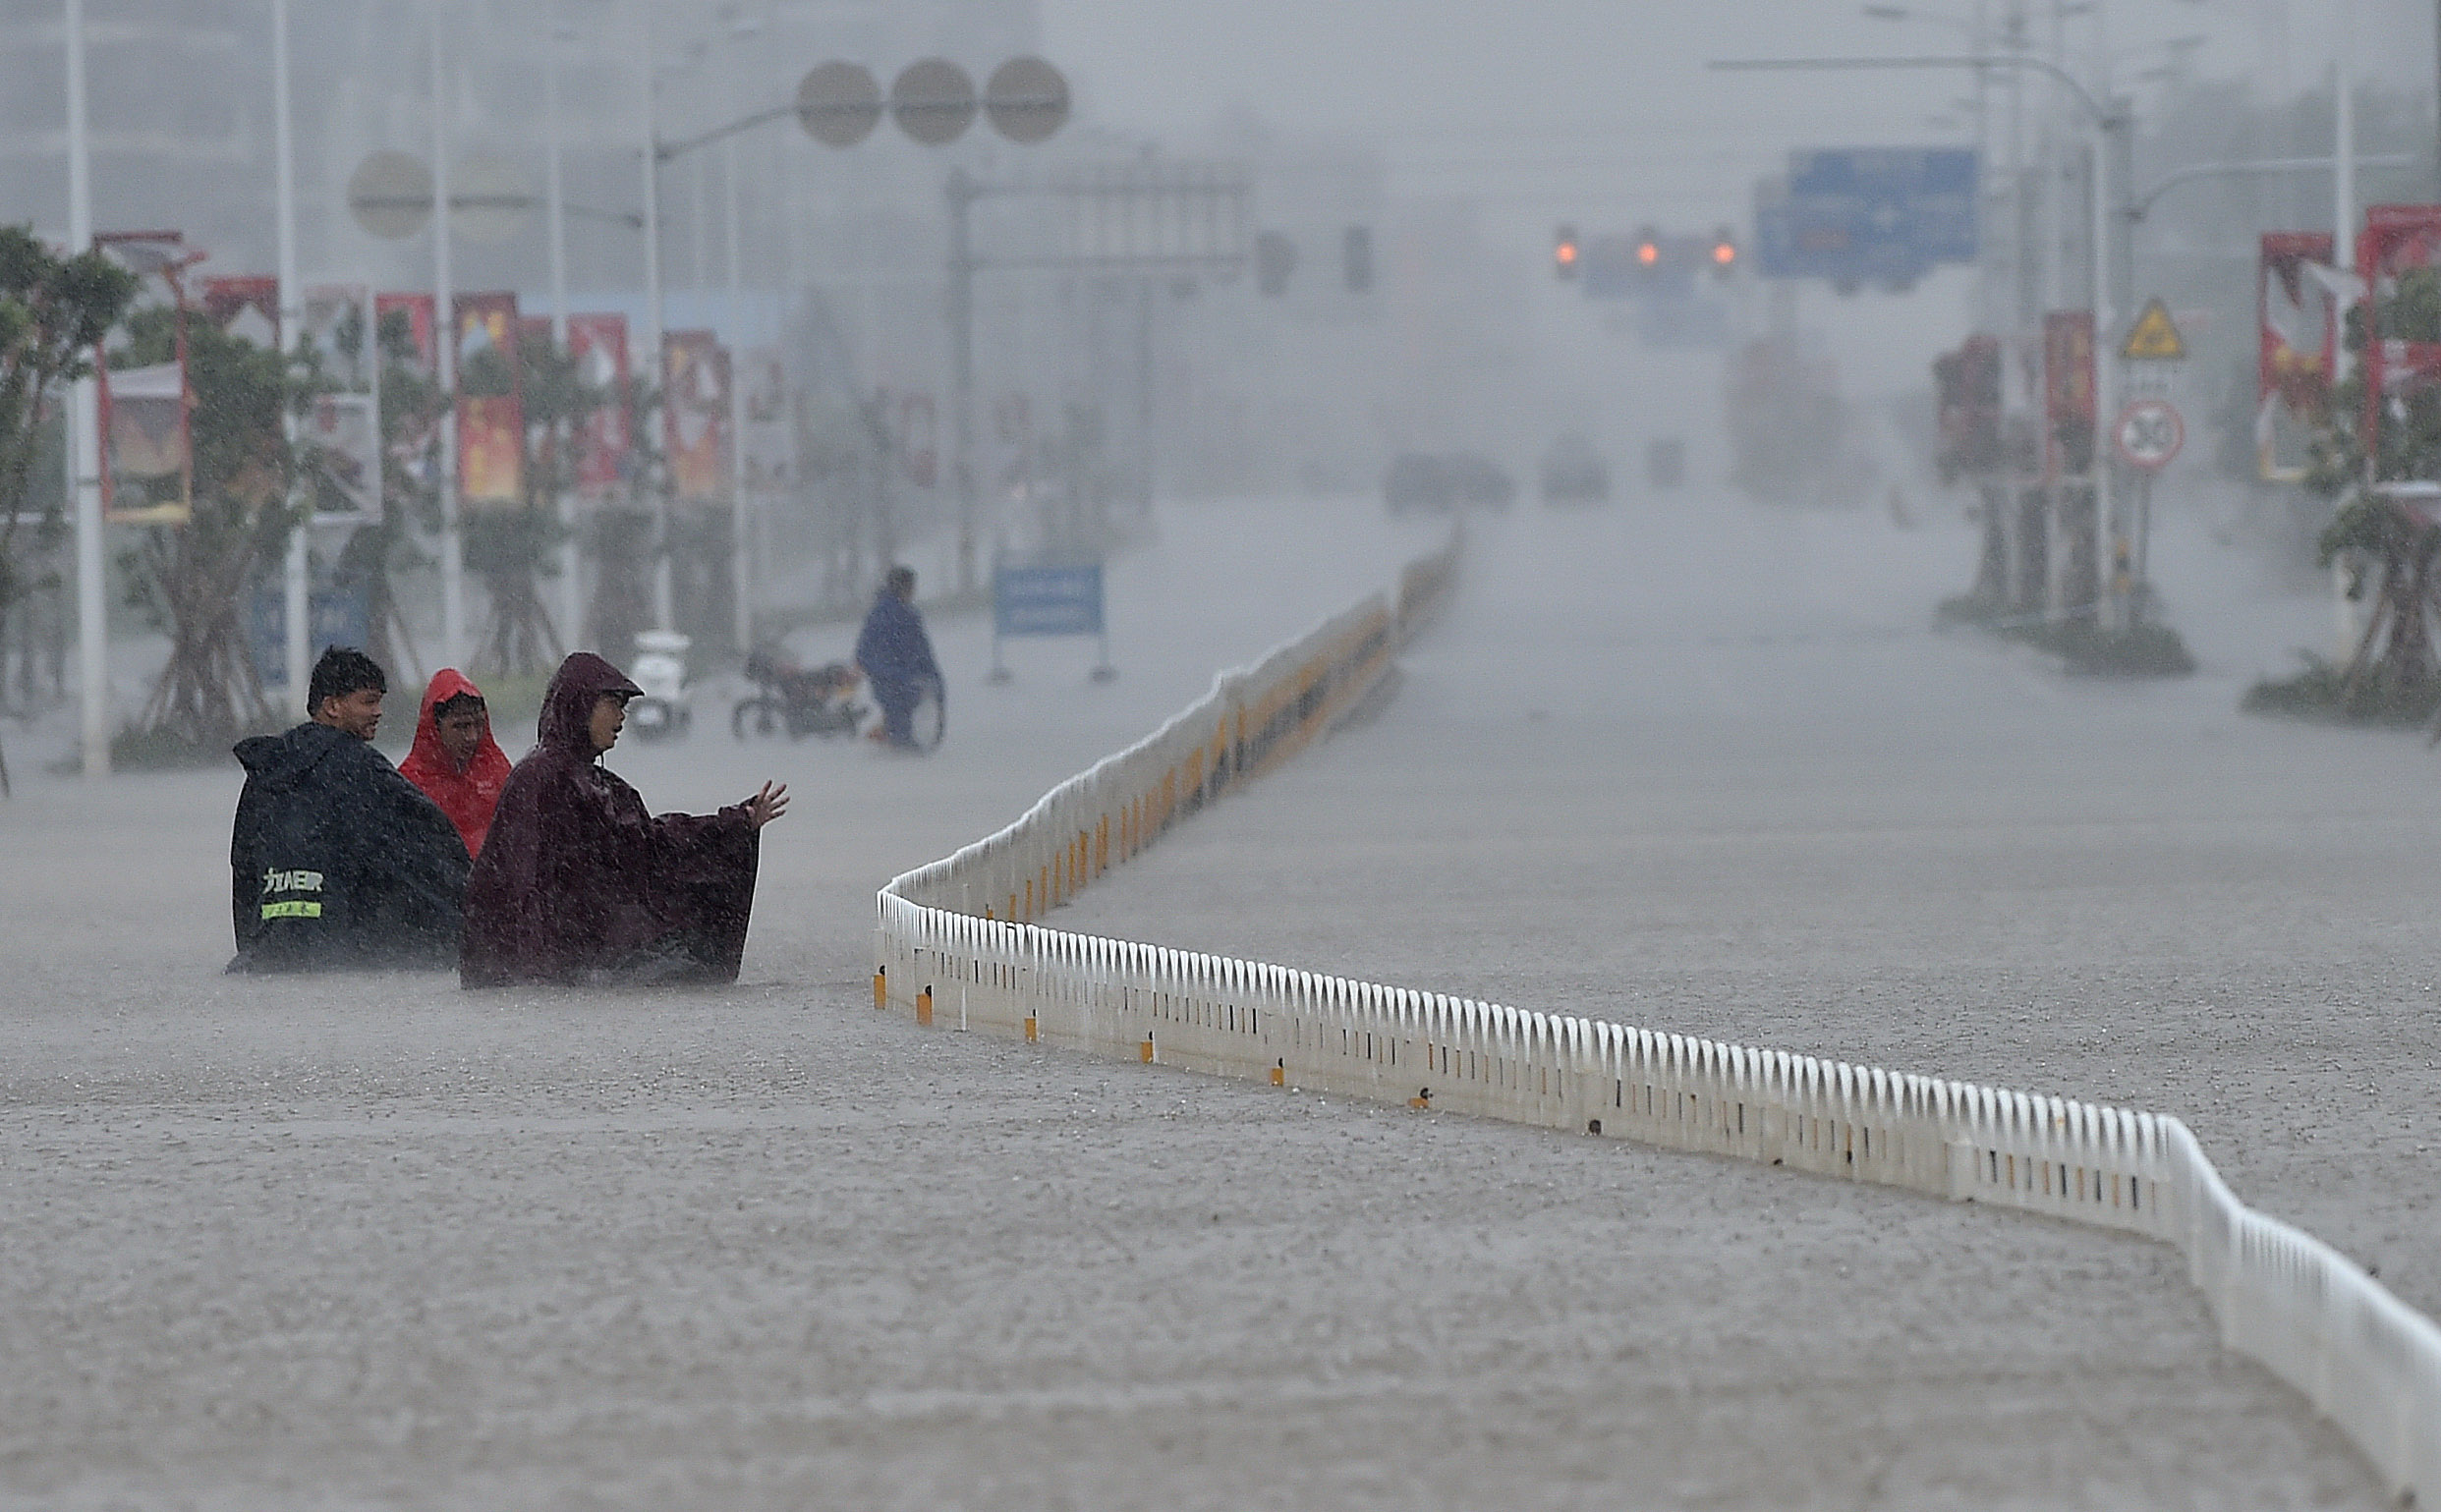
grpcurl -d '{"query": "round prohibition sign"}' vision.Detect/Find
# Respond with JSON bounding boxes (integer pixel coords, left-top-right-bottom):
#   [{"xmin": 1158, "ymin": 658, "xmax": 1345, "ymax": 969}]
[{"xmin": 2113, "ymin": 397, "xmax": 2185, "ymax": 473}]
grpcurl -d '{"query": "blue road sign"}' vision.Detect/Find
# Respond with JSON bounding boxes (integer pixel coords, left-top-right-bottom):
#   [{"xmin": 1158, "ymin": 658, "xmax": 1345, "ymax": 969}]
[
  {"xmin": 993, "ymin": 563, "xmax": 1105, "ymax": 638},
  {"xmin": 1755, "ymin": 147, "xmax": 1978, "ymax": 287},
  {"xmin": 249, "ymin": 581, "xmax": 372, "ymax": 689}
]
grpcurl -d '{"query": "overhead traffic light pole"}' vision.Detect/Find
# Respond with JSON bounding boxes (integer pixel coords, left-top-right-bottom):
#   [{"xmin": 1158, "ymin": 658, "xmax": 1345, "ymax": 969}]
[{"xmin": 1712, "ymin": 52, "xmax": 2130, "ymax": 627}]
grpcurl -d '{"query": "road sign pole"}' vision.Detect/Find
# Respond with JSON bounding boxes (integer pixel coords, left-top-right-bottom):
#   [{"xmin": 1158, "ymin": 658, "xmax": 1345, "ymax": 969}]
[{"xmin": 275, "ymin": 0, "xmax": 311, "ymax": 707}]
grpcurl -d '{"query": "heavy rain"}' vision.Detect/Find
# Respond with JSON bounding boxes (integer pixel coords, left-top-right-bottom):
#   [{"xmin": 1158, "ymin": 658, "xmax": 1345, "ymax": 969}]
[{"xmin": 1, "ymin": 0, "xmax": 2439, "ymax": 1505}]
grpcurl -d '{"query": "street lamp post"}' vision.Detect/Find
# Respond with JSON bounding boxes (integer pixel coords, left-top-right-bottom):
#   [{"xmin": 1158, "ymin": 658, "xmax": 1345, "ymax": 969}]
[
  {"xmin": 722, "ymin": 127, "xmax": 753, "ymax": 651},
  {"xmin": 430, "ymin": 6, "xmax": 463, "ymax": 672},
  {"xmin": 66, "ymin": 0, "xmax": 107, "ymax": 776},
  {"xmin": 274, "ymin": 0, "xmax": 310, "ymax": 707},
  {"xmin": 545, "ymin": 21, "xmax": 582, "ymax": 654},
  {"xmin": 635, "ymin": 25, "xmax": 671, "ymax": 634}
]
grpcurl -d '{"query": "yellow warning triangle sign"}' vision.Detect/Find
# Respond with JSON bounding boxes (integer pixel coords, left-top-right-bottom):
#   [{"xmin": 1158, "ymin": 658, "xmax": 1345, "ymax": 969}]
[{"xmin": 2120, "ymin": 298, "xmax": 2186, "ymax": 361}]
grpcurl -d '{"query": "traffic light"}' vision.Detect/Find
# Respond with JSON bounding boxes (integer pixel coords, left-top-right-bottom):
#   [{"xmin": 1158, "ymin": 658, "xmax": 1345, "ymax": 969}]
[
  {"xmin": 1709, "ymin": 226, "xmax": 1737, "ymax": 277},
  {"xmin": 1342, "ymin": 225, "xmax": 1373, "ymax": 294},
  {"xmin": 1254, "ymin": 230, "xmax": 1296, "ymax": 298},
  {"xmin": 1633, "ymin": 226, "xmax": 1661, "ymax": 269},
  {"xmin": 1554, "ymin": 223, "xmax": 1580, "ymax": 280}
]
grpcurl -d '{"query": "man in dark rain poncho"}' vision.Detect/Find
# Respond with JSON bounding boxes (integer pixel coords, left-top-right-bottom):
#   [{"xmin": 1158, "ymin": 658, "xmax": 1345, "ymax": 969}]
[
  {"xmin": 229, "ymin": 646, "xmax": 470, "ymax": 973},
  {"xmin": 854, "ymin": 566, "xmax": 941, "ymax": 751},
  {"xmin": 461, "ymin": 651, "xmax": 789, "ymax": 987}
]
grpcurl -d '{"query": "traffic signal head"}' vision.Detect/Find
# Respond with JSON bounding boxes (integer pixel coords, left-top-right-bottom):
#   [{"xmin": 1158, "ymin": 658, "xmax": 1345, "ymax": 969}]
[
  {"xmin": 1554, "ymin": 224, "xmax": 1580, "ymax": 280},
  {"xmin": 1634, "ymin": 226, "xmax": 1661, "ymax": 267},
  {"xmin": 1710, "ymin": 226, "xmax": 1737, "ymax": 276}
]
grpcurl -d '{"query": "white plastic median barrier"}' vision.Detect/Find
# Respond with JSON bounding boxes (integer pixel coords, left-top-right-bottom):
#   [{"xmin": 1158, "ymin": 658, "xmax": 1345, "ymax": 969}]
[{"xmin": 873, "ymin": 528, "xmax": 2439, "ymax": 1499}]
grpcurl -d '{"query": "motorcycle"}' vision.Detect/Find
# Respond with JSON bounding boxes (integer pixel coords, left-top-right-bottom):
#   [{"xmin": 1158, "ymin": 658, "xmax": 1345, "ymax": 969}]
[
  {"xmin": 626, "ymin": 630, "xmax": 694, "ymax": 742},
  {"xmin": 732, "ymin": 647, "xmax": 868, "ymax": 741}
]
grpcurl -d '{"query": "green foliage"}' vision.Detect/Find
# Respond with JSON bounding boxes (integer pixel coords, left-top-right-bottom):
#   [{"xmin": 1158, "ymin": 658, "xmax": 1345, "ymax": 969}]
[
  {"xmin": 1935, "ymin": 593, "xmax": 2195, "ymax": 677},
  {"xmin": 0, "ymin": 224, "xmax": 141, "ymax": 617},
  {"xmin": 2243, "ymin": 652, "xmax": 2441, "ymax": 727}
]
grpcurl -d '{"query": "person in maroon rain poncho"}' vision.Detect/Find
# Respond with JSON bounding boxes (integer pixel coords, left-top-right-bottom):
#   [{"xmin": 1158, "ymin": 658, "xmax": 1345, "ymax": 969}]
[
  {"xmin": 397, "ymin": 668, "xmax": 512, "ymax": 860},
  {"xmin": 461, "ymin": 651, "xmax": 789, "ymax": 987}
]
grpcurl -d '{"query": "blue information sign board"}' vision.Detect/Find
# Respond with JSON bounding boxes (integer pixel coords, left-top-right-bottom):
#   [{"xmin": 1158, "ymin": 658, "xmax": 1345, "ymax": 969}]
[
  {"xmin": 994, "ymin": 563, "xmax": 1105, "ymax": 637},
  {"xmin": 1755, "ymin": 147, "xmax": 1978, "ymax": 287},
  {"xmin": 250, "ymin": 581, "xmax": 371, "ymax": 690},
  {"xmin": 992, "ymin": 561, "xmax": 1113, "ymax": 682}
]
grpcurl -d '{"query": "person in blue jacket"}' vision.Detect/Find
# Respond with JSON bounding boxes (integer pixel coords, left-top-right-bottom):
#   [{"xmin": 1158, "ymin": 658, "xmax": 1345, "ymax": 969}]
[{"xmin": 853, "ymin": 566, "xmax": 941, "ymax": 751}]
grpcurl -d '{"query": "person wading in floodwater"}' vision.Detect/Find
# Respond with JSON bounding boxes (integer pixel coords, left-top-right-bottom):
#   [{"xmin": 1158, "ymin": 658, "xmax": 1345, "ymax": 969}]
[
  {"xmin": 459, "ymin": 651, "xmax": 789, "ymax": 987},
  {"xmin": 227, "ymin": 646, "xmax": 471, "ymax": 972},
  {"xmin": 398, "ymin": 668, "xmax": 511, "ymax": 860}
]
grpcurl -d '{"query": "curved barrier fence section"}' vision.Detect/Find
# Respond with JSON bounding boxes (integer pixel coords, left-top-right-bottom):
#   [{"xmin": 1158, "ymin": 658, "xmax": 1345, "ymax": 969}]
[{"xmin": 876, "ymin": 532, "xmax": 2439, "ymax": 1499}]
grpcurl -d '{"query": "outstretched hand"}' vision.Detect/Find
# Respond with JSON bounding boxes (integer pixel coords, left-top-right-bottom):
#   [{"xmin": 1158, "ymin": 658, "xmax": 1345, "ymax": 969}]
[{"xmin": 745, "ymin": 781, "xmax": 790, "ymax": 830}]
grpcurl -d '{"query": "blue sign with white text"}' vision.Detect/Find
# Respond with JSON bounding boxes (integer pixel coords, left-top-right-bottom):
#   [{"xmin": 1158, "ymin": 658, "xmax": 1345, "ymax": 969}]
[
  {"xmin": 250, "ymin": 582, "xmax": 371, "ymax": 689},
  {"xmin": 994, "ymin": 563, "xmax": 1105, "ymax": 638},
  {"xmin": 1755, "ymin": 147, "xmax": 1978, "ymax": 287}
]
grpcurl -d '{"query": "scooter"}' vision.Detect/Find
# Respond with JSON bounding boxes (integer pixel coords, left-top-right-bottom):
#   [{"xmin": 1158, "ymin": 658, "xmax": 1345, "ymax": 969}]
[
  {"xmin": 627, "ymin": 630, "xmax": 694, "ymax": 741},
  {"xmin": 732, "ymin": 647, "xmax": 867, "ymax": 741}
]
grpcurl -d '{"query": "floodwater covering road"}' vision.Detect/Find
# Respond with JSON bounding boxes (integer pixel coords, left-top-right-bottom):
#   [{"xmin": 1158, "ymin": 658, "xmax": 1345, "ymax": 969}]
[{"xmin": 0, "ymin": 493, "xmax": 2410, "ymax": 1507}]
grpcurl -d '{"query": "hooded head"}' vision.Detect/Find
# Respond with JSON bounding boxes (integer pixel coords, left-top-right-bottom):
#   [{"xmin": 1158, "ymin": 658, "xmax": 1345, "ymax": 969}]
[
  {"xmin": 539, "ymin": 651, "xmax": 644, "ymax": 756},
  {"xmin": 407, "ymin": 668, "xmax": 509, "ymax": 777}
]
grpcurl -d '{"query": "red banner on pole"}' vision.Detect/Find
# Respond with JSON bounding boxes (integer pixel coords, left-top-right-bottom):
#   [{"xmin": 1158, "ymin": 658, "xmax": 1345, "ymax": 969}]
[
  {"xmin": 663, "ymin": 329, "xmax": 728, "ymax": 503},
  {"xmin": 567, "ymin": 312, "xmax": 634, "ymax": 495},
  {"xmin": 99, "ymin": 359, "xmax": 193, "ymax": 525},
  {"xmin": 2042, "ymin": 309, "xmax": 2096, "ymax": 479},
  {"xmin": 454, "ymin": 293, "xmax": 524, "ymax": 506},
  {"xmin": 375, "ymin": 292, "xmax": 437, "ymax": 380}
]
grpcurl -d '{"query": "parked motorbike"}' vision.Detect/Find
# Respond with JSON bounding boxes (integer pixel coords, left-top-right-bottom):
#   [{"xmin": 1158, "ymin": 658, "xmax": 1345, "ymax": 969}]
[
  {"xmin": 627, "ymin": 630, "xmax": 694, "ymax": 742},
  {"xmin": 732, "ymin": 647, "xmax": 867, "ymax": 741}
]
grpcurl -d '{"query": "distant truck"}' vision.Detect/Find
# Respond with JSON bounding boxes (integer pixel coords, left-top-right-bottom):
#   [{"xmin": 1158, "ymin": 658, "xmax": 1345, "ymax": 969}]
[
  {"xmin": 1384, "ymin": 451, "xmax": 1514, "ymax": 514},
  {"xmin": 1538, "ymin": 433, "xmax": 1611, "ymax": 504}
]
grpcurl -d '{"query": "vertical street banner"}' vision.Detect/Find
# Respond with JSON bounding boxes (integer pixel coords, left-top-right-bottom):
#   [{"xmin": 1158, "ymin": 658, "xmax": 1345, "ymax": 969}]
[
  {"xmin": 302, "ymin": 285, "xmax": 373, "ymax": 392},
  {"xmin": 2256, "ymin": 233, "xmax": 2339, "ymax": 483},
  {"xmin": 375, "ymin": 292, "xmax": 440, "ymax": 499},
  {"xmin": 374, "ymin": 292, "xmax": 436, "ymax": 378},
  {"xmin": 303, "ymin": 395, "xmax": 381, "ymax": 524},
  {"xmin": 566, "ymin": 313, "xmax": 633, "ymax": 497},
  {"xmin": 98, "ymin": 358, "xmax": 193, "ymax": 525},
  {"xmin": 741, "ymin": 347, "xmax": 790, "ymax": 492},
  {"xmin": 454, "ymin": 292, "xmax": 524, "ymax": 506},
  {"xmin": 518, "ymin": 314, "xmax": 557, "ymax": 487},
  {"xmin": 2042, "ymin": 310, "xmax": 2096, "ymax": 479},
  {"xmin": 301, "ymin": 286, "xmax": 380, "ymax": 524},
  {"xmin": 662, "ymin": 329, "xmax": 728, "ymax": 503}
]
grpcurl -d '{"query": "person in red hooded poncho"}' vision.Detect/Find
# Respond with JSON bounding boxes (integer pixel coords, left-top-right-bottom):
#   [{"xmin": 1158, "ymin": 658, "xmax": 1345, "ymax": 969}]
[
  {"xmin": 397, "ymin": 669, "xmax": 512, "ymax": 860},
  {"xmin": 461, "ymin": 651, "xmax": 789, "ymax": 987}
]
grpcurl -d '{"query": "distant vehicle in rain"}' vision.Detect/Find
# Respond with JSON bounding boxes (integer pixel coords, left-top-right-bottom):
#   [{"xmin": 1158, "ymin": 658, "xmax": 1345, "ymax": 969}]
[
  {"xmin": 1385, "ymin": 452, "xmax": 1513, "ymax": 514},
  {"xmin": 1538, "ymin": 433, "xmax": 1611, "ymax": 504}
]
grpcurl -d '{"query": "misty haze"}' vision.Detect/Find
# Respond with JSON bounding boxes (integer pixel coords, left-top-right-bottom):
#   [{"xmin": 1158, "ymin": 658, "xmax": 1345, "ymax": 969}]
[{"xmin": 2, "ymin": 0, "xmax": 2440, "ymax": 1506}]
